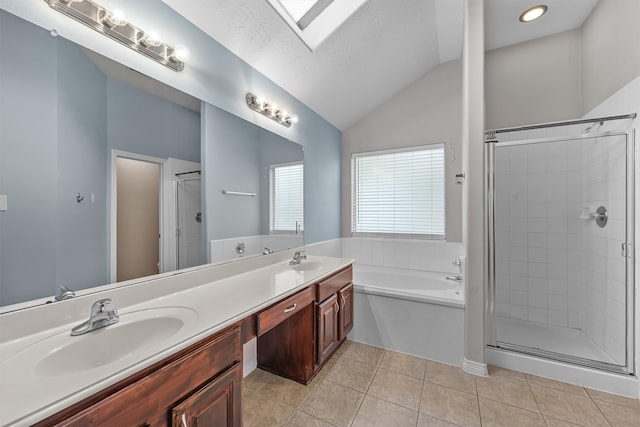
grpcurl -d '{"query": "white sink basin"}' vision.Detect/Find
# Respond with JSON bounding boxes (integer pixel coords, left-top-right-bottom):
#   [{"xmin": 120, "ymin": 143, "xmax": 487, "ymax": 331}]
[
  {"xmin": 6, "ymin": 306, "xmax": 197, "ymax": 377},
  {"xmin": 291, "ymin": 261, "xmax": 323, "ymax": 272}
]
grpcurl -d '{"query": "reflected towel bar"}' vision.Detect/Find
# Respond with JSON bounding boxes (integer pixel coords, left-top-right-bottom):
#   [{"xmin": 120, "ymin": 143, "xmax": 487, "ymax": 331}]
[{"xmin": 222, "ymin": 190, "xmax": 256, "ymax": 197}]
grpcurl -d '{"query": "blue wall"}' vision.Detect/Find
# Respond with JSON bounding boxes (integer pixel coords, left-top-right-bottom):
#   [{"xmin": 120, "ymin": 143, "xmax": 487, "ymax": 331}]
[
  {"xmin": 0, "ymin": 0, "xmax": 342, "ymax": 246},
  {"xmin": 0, "ymin": 10, "xmax": 201, "ymax": 305}
]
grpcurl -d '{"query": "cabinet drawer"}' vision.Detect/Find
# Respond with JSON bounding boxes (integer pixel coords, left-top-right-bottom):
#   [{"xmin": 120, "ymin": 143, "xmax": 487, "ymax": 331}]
[
  {"xmin": 54, "ymin": 325, "xmax": 241, "ymax": 426},
  {"xmin": 257, "ymin": 287, "xmax": 314, "ymax": 336},
  {"xmin": 317, "ymin": 266, "xmax": 352, "ymax": 303}
]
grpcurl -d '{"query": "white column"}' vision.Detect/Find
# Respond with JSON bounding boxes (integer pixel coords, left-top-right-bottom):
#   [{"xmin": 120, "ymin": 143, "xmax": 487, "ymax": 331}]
[{"xmin": 462, "ymin": 0, "xmax": 487, "ymax": 376}]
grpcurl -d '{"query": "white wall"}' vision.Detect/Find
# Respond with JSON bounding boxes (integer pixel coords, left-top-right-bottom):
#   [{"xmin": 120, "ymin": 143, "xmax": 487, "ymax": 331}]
[
  {"xmin": 581, "ymin": 0, "xmax": 640, "ymax": 114},
  {"xmin": 342, "ymin": 59, "xmax": 464, "ymax": 242},
  {"xmin": 485, "ymin": 29, "xmax": 582, "ymax": 130}
]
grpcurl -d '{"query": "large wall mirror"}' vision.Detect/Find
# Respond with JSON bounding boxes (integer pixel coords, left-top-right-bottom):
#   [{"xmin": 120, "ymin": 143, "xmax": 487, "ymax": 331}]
[{"xmin": 0, "ymin": 9, "xmax": 304, "ymax": 311}]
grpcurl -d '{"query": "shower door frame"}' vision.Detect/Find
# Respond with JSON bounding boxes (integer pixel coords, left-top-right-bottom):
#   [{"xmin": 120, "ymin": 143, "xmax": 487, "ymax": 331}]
[{"xmin": 485, "ymin": 130, "xmax": 636, "ymax": 375}]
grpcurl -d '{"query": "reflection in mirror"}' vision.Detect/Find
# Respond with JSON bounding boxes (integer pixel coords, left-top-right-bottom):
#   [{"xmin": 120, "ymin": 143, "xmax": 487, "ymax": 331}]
[
  {"xmin": 0, "ymin": 9, "xmax": 304, "ymax": 311},
  {"xmin": 204, "ymin": 106, "xmax": 304, "ymax": 263}
]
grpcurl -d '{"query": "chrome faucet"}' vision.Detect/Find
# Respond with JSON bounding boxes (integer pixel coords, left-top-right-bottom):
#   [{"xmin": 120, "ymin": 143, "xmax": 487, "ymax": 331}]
[
  {"xmin": 71, "ymin": 298, "xmax": 119, "ymax": 336},
  {"xmin": 289, "ymin": 250, "xmax": 307, "ymax": 265},
  {"xmin": 54, "ymin": 285, "xmax": 76, "ymax": 302},
  {"xmin": 263, "ymin": 247, "xmax": 274, "ymax": 255}
]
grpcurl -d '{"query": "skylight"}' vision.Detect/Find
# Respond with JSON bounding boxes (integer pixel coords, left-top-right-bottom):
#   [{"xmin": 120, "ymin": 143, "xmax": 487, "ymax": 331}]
[{"xmin": 267, "ymin": 0, "xmax": 368, "ymax": 51}]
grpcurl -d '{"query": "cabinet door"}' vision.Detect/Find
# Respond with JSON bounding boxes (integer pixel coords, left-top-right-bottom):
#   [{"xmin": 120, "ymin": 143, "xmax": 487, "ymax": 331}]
[
  {"xmin": 338, "ymin": 283, "xmax": 354, "ymax": 342},
  {"xmin": 317, "ymin": 294, "xmax": 339, "ymax": 365},
  {"xmin": 172, "ymin": 362, "xmax": 242, "ymax": 427}
]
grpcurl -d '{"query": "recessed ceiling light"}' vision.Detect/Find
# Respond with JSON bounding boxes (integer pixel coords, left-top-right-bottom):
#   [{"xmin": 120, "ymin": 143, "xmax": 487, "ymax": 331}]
[{"xmin": 519, "ymin": 5, "xmax": 548, "ymax": 23}]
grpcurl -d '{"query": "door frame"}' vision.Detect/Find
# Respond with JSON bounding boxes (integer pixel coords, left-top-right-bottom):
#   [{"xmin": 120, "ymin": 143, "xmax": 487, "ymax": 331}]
[
  {"xmin": 484, "ymin": 130, "xmax": 635, "ymax": 375},
  {"xmin": 110, "ymin": 150, "xmax": 166, "ymax": 283}
]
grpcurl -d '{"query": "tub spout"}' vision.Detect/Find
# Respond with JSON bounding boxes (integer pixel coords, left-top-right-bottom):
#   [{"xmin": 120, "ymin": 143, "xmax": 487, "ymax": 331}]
[{"xmin": 446, "ymin": 275, "xmax": 463, "ymax": 282}]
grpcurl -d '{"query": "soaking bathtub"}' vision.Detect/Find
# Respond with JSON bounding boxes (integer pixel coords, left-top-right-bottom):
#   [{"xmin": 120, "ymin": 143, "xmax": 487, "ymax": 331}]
[{"xmin": 350, "ymin": 264, "xmax": 465, "ymax": 365}]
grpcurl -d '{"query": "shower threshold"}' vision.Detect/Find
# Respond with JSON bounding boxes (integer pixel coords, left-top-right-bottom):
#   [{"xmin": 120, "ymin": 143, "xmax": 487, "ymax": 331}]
[{"xmin": 494, "ymin": 317, "xmax": 629, "ymax": 374}]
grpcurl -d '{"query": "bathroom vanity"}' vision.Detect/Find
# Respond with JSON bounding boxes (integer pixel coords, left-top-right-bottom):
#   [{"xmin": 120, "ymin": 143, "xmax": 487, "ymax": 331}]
[{"xmin": 0, "ymin": 254, "xmax": 353, "ymax": 426}]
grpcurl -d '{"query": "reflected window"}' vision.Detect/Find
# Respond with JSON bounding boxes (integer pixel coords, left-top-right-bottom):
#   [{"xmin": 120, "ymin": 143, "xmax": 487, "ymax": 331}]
[
  {"xmin": 270, "ymin": 162, "xmax": 304, "ymax": 233},
  {"xmin": 352, "ymin": 144, "xmax": 445, "ymax": 238}
]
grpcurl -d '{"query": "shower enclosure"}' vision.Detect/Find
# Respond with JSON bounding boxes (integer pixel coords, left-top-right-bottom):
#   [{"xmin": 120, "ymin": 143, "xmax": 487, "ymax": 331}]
[
  {"xmin": 486, "ymin": 115, "xmax": 635, "ymax": 374},
  {"xmin": 175, "ymin": 172, "xmax": 203, "ymax": 270}
]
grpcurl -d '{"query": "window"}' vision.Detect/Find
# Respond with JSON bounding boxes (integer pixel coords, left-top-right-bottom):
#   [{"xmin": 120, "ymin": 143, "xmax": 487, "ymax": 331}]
[
  {"xmin": 267, "ymin": 0, "xmax": 368, "ymax": 50},
  {"xmin": 270, "ymin": 162, "xmax": 304, "ymax": 233},
  {"xmin": 351, "ymin": 144, "xmax": 445, "ymax": 238}
]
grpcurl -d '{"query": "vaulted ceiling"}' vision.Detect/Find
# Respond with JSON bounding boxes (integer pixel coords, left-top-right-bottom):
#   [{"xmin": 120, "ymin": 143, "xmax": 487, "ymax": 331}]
[{"xmin": 161, "ymin": 0, "xmax": 598, "ymax": 130}]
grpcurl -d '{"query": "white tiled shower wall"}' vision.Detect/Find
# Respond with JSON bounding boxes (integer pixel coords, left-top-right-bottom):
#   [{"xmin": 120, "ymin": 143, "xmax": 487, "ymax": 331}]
[{"xmin": 494, "ymin": 75, "xmax": 639, "ymax": 363}]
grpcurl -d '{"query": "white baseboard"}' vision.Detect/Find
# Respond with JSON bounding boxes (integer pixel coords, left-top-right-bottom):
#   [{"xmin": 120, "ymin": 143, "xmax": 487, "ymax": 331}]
[{"xmin": 462, "ymin": 357, "xmax": 488, "ymax": 377}]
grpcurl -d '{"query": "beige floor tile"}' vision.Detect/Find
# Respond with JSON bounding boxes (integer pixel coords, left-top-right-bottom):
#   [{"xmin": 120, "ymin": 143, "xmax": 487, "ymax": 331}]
[
  {"xmin": 525, "ymin": 374, "xmax": 588, "ymax": 396},
  {"xmin": 416, "ymin": 413, "xmax": 460, "ymax": 427},
  {"xmin": 380, "ymin": 350, "xmax": 427, "ymax": 379},
  {"xmin": 284, "ymin": 411, "xmax": 336, "ymax": 427},
  {"xmin": 476, "ymin": 375, "xmax": 539, "ymax": 412},
  {"xmin": 426, "ymin": 361, "xmax": 477, "ymax": 395},
  {"xmin": 419, "ymin": 382, "xmax": 481, "ymax": 427},
  {"xmin": 478, "ymin": 398, "xmax": 545, "ymax": 427},
  {"xmin": 587, "ymin": 388, "xmax": 640, "ymax": 410},
  {"xmin": 529, "ymin": 384, "xmax": 611, "ymax": 427},
  {"xmin": 594, "ymin": 399, "xmax": 640, "ymax": 427},
  {"xmin": 258, "ymin": 371, "xmax": 316, "ymax": 406},
  {"xmin": 324, "ymin": 355, "xmax": 377, "ymax": 392},
  {"xmin": 367, "ymin": 367, "xmax": 424, "ymax": 411},
  {"xmin": 488, "ymin": 365, "xmax": 527, "ymax": 382},
  {"xmin": 242, "ymin": 395, "xmax": 296, "ymax": 427},
  {"xmin": 543, "ymin": 416, "xmax": 584, "ymax": 426},
  {"xmin": 339, "ymin": 341, "xmax": 385, "ymax": 366},
  {"xmin": 242, "ymin": 368, "xmax": 270, "ymax": 398},
  {"xmin": 298, "ymin": 379, "xmax": 364, "ymax": 427},
  {"xmin": 351, "ymin": 395, "xmax": 418, "ymax": 427}
]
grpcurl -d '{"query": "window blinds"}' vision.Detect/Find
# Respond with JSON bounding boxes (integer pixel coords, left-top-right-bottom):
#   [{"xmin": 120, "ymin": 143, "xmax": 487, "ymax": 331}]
[
  {"xmin": 271, "ymin": 162, "xmax": 304, "ymax": 232},
  {"xmin": 352, "ymin": 144, "xmax": 445, "ymax": 237}
]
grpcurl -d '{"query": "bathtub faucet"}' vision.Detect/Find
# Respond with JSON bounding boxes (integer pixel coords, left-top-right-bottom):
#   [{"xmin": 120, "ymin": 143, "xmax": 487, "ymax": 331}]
[{"xmin": 447, "ymin": 256, "xmax": 464, "ymax": 282}]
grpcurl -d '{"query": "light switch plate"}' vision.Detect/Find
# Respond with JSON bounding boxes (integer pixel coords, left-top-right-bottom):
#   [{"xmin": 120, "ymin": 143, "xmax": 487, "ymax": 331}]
[{"xmin": 0, "ymin": 195, "xmax": 6, "ymax": 211}]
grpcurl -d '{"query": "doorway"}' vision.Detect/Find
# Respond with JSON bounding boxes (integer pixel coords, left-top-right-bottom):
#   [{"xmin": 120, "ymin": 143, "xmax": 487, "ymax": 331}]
[
  {"xmin": 486, "ymin": 129, "xmax": 635, "ymax": 374},
  {"xmin": 111, "ymin": 152, "xmax": 164, "ymax": 282}
]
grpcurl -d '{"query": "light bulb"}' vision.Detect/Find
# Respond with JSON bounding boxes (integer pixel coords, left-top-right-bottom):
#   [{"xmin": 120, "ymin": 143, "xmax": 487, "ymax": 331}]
[
  {"xmin": 171, "ymin": 45, "xmax": 190, "ymax": 62},
  {"xmin": 270, "ymin": 104, "xmax": 278, "ymax": 116},
  {"xmin": 519, "ymin": 5, "xmax": 547, "ymax": 22},
  {"xmin": 140, "ymin": 30, "xmax": 162, "ymax": 47},
  {"xmin": 103, "ymin": 9, "xmax": 127, "ymax": 27},
  {"xmin": 290, "ymin": 115, "xmax": 299, "ymax": 124}
]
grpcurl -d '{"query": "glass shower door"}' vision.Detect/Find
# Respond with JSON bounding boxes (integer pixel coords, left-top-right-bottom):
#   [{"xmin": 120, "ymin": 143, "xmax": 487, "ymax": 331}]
[
  {"xmin": 176, "ymin": 178, "xmax": 203, "ymax": 270},
  {"xmin": 487, "ymin": 131, "xmax": 634, "ymax": 373}
]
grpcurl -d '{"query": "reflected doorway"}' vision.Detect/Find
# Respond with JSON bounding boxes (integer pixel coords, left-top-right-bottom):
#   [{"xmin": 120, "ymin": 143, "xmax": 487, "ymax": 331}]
[{"xmin": 112, "ymin": 153, "xmax": 164, "ymax": 282}]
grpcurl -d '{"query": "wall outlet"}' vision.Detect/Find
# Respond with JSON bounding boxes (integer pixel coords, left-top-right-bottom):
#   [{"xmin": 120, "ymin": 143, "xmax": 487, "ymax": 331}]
[{"xmin": 0, "ymin": 194, "xmax": 7, "ymax": 211}]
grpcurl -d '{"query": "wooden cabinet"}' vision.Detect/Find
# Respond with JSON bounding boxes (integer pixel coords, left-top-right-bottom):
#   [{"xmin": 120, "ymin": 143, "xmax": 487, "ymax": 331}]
[
  {"xmin": 257, "ymin": 265, "xmax": 353, "ymax": 384},
  {"xmin": 171, "ymin": 365, "xmax": 241, "ymax": 427},
  {"xmin": 317, "ymin": 294, "xmax": 339, "ymax": 365},
  {"xmin": 338, "ymin": 283, "xmax": 354, "ymax": 342},
  {"xmin": 37, "ymin": 324, "xmax": 242, "ymax": 427},
  {"xmin": 257, "ymin": 287, "xmax": 316, "ymax": 384}
]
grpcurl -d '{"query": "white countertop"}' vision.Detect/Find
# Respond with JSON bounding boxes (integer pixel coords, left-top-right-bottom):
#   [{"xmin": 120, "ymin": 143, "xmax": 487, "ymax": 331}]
[{"xmin": 0, "ymin": 255, "xmax": 354, "ymax": 427}]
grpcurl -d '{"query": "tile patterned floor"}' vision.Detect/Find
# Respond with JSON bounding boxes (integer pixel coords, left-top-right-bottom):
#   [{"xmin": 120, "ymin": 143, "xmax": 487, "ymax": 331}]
[{"xmin": 242, "ymin": 340, "xmax": 640, "ymax": 427}]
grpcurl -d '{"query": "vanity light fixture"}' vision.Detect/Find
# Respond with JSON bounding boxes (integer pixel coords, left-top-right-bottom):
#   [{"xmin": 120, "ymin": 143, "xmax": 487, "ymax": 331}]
[
  {"xmin": 44, "ymin": 0, "xmax": 188, "ymax": 72},
  {"xmin": 245, "ymin": 93, "xmax": 299, "ymax": 127},
  {"xmin": 519, "ymin": 5, "xmax": 548, "ymax": 23}
]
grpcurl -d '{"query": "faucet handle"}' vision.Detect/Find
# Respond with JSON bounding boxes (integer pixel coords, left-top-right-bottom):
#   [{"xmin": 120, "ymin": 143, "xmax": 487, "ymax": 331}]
[{"xmin": 91, "ymin": 298, "xmax": 113, "ymax": 314}]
